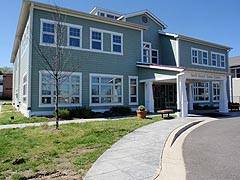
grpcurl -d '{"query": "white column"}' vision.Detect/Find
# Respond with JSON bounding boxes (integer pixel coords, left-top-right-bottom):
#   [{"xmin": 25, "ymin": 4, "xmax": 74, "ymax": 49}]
[
  {"xmin": 188, "ymin": 83, "xmax": 193, "ymax": 110},
  {"xmin": 177, "ymin": 73, "xmax": 188, "ymax": 117},
  {"xmin": 145, "ymin": 81, "xmax": 154, "ymax": 113},
  {"xmin": 219, "ymin": 77, "xmax": 229, "ymax": 113}
]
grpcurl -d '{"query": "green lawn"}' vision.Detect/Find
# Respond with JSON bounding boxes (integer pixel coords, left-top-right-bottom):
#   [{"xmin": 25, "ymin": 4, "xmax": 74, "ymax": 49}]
[
  {"xmin": 0, "ymin": 117, "xmax": 163, "ymax": 180},
  {"xmin": 0, "ymin": 104, "xmax": 49, "ymax": 125}
]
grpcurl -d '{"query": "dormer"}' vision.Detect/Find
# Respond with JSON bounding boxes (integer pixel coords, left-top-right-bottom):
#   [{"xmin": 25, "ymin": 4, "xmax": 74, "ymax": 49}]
[{"xmin": 90, "ymin": 7, "xmax": 122, "ymax": 20}]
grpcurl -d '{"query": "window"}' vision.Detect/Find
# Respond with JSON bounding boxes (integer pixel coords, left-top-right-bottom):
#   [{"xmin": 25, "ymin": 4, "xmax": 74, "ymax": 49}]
[
  {"xmin": 91, "ymin": 30, "xmax": 102, "ymax": 50},
  {"xmin": 41, "ymin": 20, "xmax": 55, "ymax": 44},
  {"xmin": 152, "ymin": 49, "xmax": 158, "ymax": 64},
  {"xmin": 212, "ymin": 82, "xmax": 220, "ymax": 102},
  {"xmin": 191, "ymin": 49, "xmax": 198, "ymax": 64},
  {"xmin": 237, "ymin": 69, "xmax": 240, "ymax": 78},
  {"xmin": 202, "ymin": 51, "xmax": 208, "ymax": 65},
  {"xmin": 68, "ymin": 26, "xmax": 81, "ymax": 48},
  {"xmin": 112, "ymin": 34, "xmax": 122, "ymax": 53},
  {"xmin": 211, "ymin": 53, "xmax": 217, "ymax": 66},
  {"xmin": 193, "ymin": 82, "xmax": 209, "ymax": 102},
  {"xmin": 220, "ymin": 55, "xmax": 225, "ymax": 67},
  {"xmin": 90, "ymin": 74, "xmax": 123, "ymax": 105},
  {"xmin": 39, "ymin": 71, "xmax": 82, "ymax": 106},
  {"xmin": 129, "ymin": 76, "xmax": 138, "ymax": 105},
  {"xmin": 22, "ymin": 74, "xmax": 27, "ymax": 104},
  {"xmin": 143, "ymin": 42, "xmax": 151, "ymax": 63}
]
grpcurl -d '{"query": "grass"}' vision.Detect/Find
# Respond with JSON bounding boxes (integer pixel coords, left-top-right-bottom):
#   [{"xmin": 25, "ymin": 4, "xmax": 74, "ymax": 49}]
[
  {"xmin": 0, "ymin": 116, "xmax": 163, "ymax": 180},
  {"xmin": 0, "ymin": 104, "xmax": 49, "ymax": 125}
]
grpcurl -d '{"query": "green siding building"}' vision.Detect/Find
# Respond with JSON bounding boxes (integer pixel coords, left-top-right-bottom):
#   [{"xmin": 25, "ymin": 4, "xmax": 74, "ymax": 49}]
[{"xmin": 11, "ymin": 0, "xmax": 231, "ymax": 117}]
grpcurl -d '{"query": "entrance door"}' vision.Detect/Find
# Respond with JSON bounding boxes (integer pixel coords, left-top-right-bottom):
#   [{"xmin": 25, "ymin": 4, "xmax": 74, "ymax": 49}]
[{"xmin": 153, "ymin": 84, "xmax": 177, "ymax": 110}]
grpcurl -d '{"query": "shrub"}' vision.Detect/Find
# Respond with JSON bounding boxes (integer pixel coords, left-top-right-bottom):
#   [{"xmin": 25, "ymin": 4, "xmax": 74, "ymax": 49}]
[
  {"xmin": 109, "ymin": 106, "xmax": 132, "ymax": 116},
  {"xmin": 54, "ymin": 109, "xmax": 72, "ymax": 120},
  {"xmin": 71, "ymin": 107, "xmax": 94, "ymax": 118}
]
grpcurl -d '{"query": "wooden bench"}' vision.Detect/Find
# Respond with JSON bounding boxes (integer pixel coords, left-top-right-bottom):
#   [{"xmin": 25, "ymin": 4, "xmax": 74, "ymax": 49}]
[{"xmin": 157, "ymin": 109, "xmax": 174, "ymax": 118}]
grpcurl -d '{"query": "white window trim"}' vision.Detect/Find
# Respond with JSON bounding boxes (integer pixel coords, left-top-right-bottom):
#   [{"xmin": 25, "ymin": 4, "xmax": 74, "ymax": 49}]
[
  {"xmin": 89, "ymin": 73, "xmax": 124, "ymax": 106},
  {"xmin": 40, "ymin": 19, "xmax": 56, "ymax": 46},
  {"xmin": 128, "ymin": 76, "xmax": 138, "ymax": 105},
  {"xmin": 111, "ymin": 33, "xmax": 123, "ymax": 55},
  {"xmin": 202, "ymin": 50, "xmax": 208, "ymax": 65},
  {"xmin": 211, "ymin": 52, "xmax": 217, "ymax": 67},
  {"xmin": 39, "ymin": 70, "xmax": 82, "ymax": 107},
  {"xmin": 90, "ymin": 28, "xmax": 103, "ymax": 51},
  {"xmin": 143, "ymin": 42, "xmax": 152, "ymax": 64},
  {"xmin": 151, "ymin": 49, "xmax": 159, "ymax": 64},
  {"xmin": 211, "ymin": 51, "xmax": 226, "ymax": 69},
  {"xmin": 22, "ymin": 72, "xmax": 28, "ymax": 105},
  {"xmin": 193, "ymin": 82, "xmax": 210, "ymax": 103},
  {"xmin": 67, "ymin": 24, "xmax": 83, "ymax": 49},
  {"xmin": 191, "ymin": 48, "xmax": 198, "ymax": 64},
  {"xmin": 212, "ymin": 82, "xmax": 220, "ymax": 102}
]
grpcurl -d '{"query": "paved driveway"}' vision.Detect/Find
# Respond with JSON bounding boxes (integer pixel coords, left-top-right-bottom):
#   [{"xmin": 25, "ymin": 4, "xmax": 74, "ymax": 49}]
[{"xmin": 183, "ymin": 117, "xmax": 240, "ymax": 180}]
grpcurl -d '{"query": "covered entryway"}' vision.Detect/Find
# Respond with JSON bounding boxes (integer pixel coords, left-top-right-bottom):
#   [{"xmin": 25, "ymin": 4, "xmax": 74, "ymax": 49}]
[{"xmin": 153, "ymin": 84, "xmax": 177, "ymax": 110}]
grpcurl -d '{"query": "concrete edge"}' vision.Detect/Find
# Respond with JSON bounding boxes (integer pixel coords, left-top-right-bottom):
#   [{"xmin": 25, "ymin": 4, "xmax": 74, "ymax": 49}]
[{"xmin": 154, "ymin": 118, "xmax": 217, "ymax": 180}]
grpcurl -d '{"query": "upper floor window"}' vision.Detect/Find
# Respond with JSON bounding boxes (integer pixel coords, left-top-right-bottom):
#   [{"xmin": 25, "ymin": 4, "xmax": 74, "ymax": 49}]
[
  {"xmin": 143, "ymin": 42, "xmax": 151, "ymax": 63},
  {"xmin": 68, "ymin": 26, "xmax": 81, "ymax": 48},
  {"xmin": 202, "ymin": 51, "xmax": 208, "ymax": 65},
  {"xmin": 91, "ymin": 30, "xmax": 102, "ymax": 50},
  {"xmin": 41, "ymin": 21, "xmax": 55, "ymax": 44},
  {"xmin": 220, "ymin": 55, "xmax": 225, "ymax": 67},
  {"xmin": 112, "ymin": 34, "xmax": 122, "ymax": 53},
  {"xmin": 191, "ymin": 49, "xmax": 198, "ymax": 64},
  {"xmin": 152, "ymin": 49, "xmax": 159, "ymax": 64},
  {"xmin": 211, "ymin": 53, "xmax": 217, "ymax": 66}
]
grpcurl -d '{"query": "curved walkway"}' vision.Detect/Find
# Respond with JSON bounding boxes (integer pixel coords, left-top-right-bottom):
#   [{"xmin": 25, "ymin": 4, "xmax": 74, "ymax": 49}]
[{"xmin": 84, "ymin": 116, "xmax": 208, "ymax": 180}]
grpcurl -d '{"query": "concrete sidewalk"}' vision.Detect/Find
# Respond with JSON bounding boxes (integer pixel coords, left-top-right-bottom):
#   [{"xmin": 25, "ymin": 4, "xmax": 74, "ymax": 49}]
[{"xmin": 84, "ymin": 116, "xmax": 209, "ymax": 180}]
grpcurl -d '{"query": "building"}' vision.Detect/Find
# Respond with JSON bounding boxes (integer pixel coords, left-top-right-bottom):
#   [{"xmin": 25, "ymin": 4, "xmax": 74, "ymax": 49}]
[
  {"xmin": 0, "ymin": 74, "xmax": 13, "ymax": 99},
  {"xmin": 11, "ymin": 0, "xmax": 231, "ymax": 117},
  {"xmin": 230, "ymin": 56, "xmax": 240, "ymax": 103}
]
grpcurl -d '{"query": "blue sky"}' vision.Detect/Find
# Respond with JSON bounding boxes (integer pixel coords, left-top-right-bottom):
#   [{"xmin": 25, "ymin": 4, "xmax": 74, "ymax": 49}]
[{"xmin": 1, "ymin": 0, "xmax": 239, "ymax": 67}]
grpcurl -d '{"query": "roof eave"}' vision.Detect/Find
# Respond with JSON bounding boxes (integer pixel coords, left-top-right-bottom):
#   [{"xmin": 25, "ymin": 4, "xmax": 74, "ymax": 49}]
[{"xmin": 10, "ymin": 0, "xmax": 31, "ymax": 63}]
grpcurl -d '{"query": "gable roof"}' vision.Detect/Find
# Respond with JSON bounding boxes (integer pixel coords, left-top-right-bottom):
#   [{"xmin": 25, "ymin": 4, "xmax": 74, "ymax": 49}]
[
  {"xmin": 89, "ymin": 7, "xmax": 122, "ymax": 17},
  {"xmin": 118, "ymin": 10, "xmax": 168, "ymax": 29}
]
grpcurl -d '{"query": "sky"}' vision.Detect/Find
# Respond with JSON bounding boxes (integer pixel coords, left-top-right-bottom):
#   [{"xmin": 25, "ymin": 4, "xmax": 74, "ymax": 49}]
[{"xmin": 0, "ymin": 0, "xmax": 239, "ymax": 67}]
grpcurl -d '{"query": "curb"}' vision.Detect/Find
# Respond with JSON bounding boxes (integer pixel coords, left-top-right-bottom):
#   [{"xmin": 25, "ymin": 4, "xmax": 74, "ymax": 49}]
[{"xmin": 154, "ymin": 118, "xmax": 216, "ymax": 180}]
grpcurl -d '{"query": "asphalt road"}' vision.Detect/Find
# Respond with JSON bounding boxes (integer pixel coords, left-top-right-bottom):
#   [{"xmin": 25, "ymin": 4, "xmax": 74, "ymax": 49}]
[{"xmin": 183, "ymin": 117, "xmax": 240, "ymax": 180}]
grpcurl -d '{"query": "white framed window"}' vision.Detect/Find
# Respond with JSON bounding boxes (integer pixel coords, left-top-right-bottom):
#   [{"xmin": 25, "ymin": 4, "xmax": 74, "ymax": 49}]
[
  {"xmin": 152, "ymin": 49, "xmax": 159, "ymax": 64},
  {"xmin": 191, "ymin": 48, "xmax": 198, "ymax": 64},
  {"xmin": 22, "ymin": 73, "xmax": 27, "ymax": 104},
  {"xmin": 40, "ymin": 19, "xmax": 55, "ymax": 45},
  {"xmin": 143, "ymin": 42, "xmax": 151, "ymax": 63},
  {"xmin": 231, "ymin": 68, "xmax": 240, "ymax": 78},
  {"xmin": 202, "ymin": 51, "xmax": 208, "ymax": 65},
  {"xmin": 193, "ymin": 82, "xmax": 209, "ymax": 102},
  {"xmin": 91, "ymin": 29, "xmax": 103, "ymax": 50},
  {"xmin": 129, "ymin": 76, "xmax": 138, "ymax": 105},
  {"xmin": 220, "ymin": 54, "xmax": 225, "ymax": 68},
  {"xmin": 112, "ymin": 34, "xmax": 123, "ymax": 54},
  {"xmin": 68, "ymin": 25, "xmax": 82, "ymax": 48},
  {"xmin": 211, "ymin": 52, "xmax": 217, "ymax": 66},
  {"xmin": 90, "ymin": 73, "xmax": 123, "ymax": 106},
  {"xmin": 212, "ymin": 82, "xmax": 220, "ymax": 102},
  {"xmin": 39, "ymin": 71, "xmax": 82, "ymax": 107}
]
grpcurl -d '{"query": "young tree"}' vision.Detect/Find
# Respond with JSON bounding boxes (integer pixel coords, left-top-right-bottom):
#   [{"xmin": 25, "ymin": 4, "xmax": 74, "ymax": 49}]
[{"xmin": 33, "ymin": 7, "xmax": 81, "ymax": 129}]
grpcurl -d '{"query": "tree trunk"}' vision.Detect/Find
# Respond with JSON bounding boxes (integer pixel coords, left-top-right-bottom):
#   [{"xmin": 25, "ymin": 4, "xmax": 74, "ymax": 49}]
[{"xmin": 55, "ymin": 78, "xmax": 59, "ymax": 130}]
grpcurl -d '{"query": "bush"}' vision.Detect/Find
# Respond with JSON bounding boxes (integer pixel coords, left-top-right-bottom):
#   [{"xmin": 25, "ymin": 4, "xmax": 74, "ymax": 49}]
[
  {"xmin": 109, "ymin": 106, "xmax": 132, "ymax": 116},
  {"xmin": 71, "ymin": 106, "xmax": 94, "ymax": 118},
  {"xmin": 54, "ymin": 109, "xmax": 72, "ymax": 120},
  {"xmin": 137, "ymin": 105, "xmax": 145, "ymax": 111}
]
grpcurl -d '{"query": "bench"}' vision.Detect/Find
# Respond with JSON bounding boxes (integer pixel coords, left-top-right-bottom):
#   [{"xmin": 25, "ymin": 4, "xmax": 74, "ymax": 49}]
[{"xmin": 157, "ymin": 109, "xmax": 174, "ymax": 118}]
